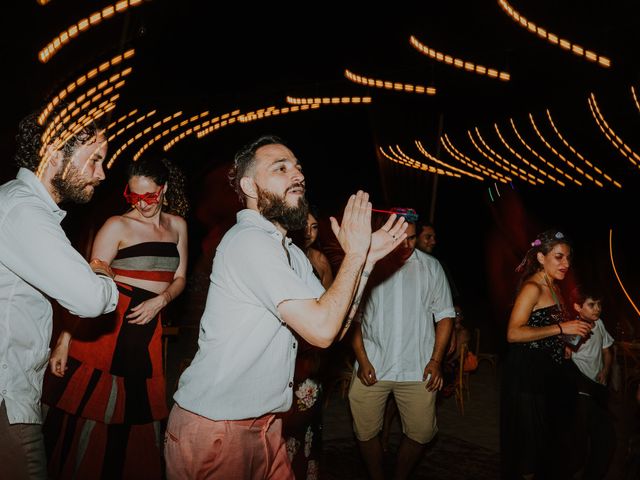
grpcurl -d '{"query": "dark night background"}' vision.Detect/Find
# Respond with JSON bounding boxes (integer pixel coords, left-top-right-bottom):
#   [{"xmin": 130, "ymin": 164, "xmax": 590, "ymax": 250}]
[{"xmin": 2, "ymin": 0, "xmax": 640, "ymax": 354}]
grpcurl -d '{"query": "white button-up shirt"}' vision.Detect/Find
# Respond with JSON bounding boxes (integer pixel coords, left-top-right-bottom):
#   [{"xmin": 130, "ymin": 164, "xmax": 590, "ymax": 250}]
[
  {"xmin": 572, "ymin": 319, "xmax": 614, "ymax": 382},
  {"xmin": 0, "ymin": 168, "xmax": 118, "ymax": 424},
  {"xmin": 174, "ymin": 209, "xmax": 324, "ymax": 420},
  {"xmin": 357, "ymin": 249, "xmax": 455, "ymax": 382}
]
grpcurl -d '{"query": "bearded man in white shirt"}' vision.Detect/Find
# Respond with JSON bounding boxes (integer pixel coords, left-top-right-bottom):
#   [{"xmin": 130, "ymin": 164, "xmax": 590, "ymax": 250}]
[
  {"xmin": 0, "ymin": 112, "xmax": 119, "ymax": 479},
  {"xmin": 349, "ymin": 219, "xmax": 455, "ymax": 480},
  {"xmin": 165, "ymin": 135, "xmax": 407, "ymax": 479}
]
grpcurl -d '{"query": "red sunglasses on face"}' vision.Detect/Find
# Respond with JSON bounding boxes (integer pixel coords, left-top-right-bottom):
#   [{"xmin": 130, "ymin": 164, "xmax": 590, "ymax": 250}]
[{"xmin": 123, "ymin": 184, "xmax": 165, "ymax": 205}]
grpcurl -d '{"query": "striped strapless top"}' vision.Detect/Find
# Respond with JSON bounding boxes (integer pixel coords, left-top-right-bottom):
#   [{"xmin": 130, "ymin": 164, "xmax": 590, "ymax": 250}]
[{"xmin": 110, "ymin": 241, "xmax": 179, "ymax": 282}]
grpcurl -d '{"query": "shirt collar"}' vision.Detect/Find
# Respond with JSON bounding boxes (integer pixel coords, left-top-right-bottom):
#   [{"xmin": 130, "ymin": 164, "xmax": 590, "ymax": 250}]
[
  {"xmin": 17, "ymin": 168, "xmax": 66, "ymax": 222},
  {"xmin": 237, "ymin": 209, "xmax": 293, "ymax": 245}
]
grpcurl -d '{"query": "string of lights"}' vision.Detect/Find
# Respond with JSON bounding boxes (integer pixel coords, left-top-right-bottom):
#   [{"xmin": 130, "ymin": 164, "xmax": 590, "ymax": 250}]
[
  {"xmin": 107, "ymin": 110, "xmax": 157, "ymax": 142},
  {"xmin": 588, "ymin": 93, "xmax": 640, "ymax": 168},
  {"xmin": 39, "ymin": 50, "xmax": 134, "ymax": 125},
  {"xmin": 286, "ymin": 96, "xmax": 372, "ymax": 105},
  {"xmin": 472, "ymin": 128, "xmax": 543, "ymax": 184},
  {"xmin": 632, "ymin": 86, "xmax": 640, "ymax": 114},
  {"xmin": 529, "ymin": 113, "xmax": 602, "ymax": 187},
  {"xmin": 509, "ymin": 119, "xmax": 579, "ymax": 185},
  {"xmin": 413, "ymin": 141, "xmax": 484, "ymax": 180},
  {"xmin": 344, "ymin": 69, "xmax": 436, "ymax": 95},
  {"xmin": 409, "ymin": 36, "xmax": 510, "ymax": 81},
  {"xmin": 379, "ymin": 146, "xmax": 461, "ymax": 178},
  {"xmin": 38, "ymin": 1, "xmax": 146, "ymax": 63},
  {"xmin": 466, "ymin": 131, "xmax": 537, "ymax": 185},
  {"xmin": 238, "ymin": 104, "xmax": 321, "ymax": 123},
  {"xmin": 492, "ymin": 124, "xmax": 565, "ymax": 186},
  {"xmin": 132, "ymin": 111, "xmax": 210, "ymax": 161},
  {"xmin": 440, "ymin": 135, "xmax": 511, "ymax": 182},
  {"xmin": 164, "ymin": 110, "xmax": 242, "ymax": 151},
  {"xmin": 545, "ymin": 109, "xmax": 620, "ymax": 188},
  {"xmin": 41, "ymin": 79, "xmax": 126, "ymax": 150},
  {"xmin": 496, "ymin": 0, "xmax": 611, "ymax": 68},
  {"xmin": 107, "ymin": 111, "xmax": 182, "ymax": 168},
  {"xmin": 37, "ymin": 101, "xmax": 116, "ymax": 178}
]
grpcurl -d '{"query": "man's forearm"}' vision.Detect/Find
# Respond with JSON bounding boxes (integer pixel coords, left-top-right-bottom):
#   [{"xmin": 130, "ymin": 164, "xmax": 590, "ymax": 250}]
[
  {"xmin": 431, "ymin": 318, "xmax": 454, "ymax": 362},
  {"xmin": 338, "ymin": 261, "xmax": 374, "ymax": 340},
  {"xmin": 312, "ymin": 253, "xmax": 366, "ymax": 345}
]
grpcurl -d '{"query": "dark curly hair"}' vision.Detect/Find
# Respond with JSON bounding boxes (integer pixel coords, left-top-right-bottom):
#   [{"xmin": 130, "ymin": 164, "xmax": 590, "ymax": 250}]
[
  {"xmin": 127, "ymin": 157, "xmax": 189, "ymax": 218},
  {"xmin": 15, "ymin": 110, "xmax": 103, "ymax": 172},
  {"xmin": 228, "ymin": 134, "xmax": 286, "ymax": 203},
  {"xmin": 516, "ymin": 229, "xmax": 571, "ymax": 290}
]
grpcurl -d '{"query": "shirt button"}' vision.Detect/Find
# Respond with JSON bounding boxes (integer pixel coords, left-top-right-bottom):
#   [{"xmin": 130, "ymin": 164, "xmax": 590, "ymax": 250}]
[
  {"xmin": 1, "ymin": 389, "xmax": 6, "ymax": 394},
  {"xmin": 1, "ymin": 364, "xmax": 7, "ymax": 369},
  {"xmin": 293, "ymin": 343, "xmax": 297, "ymax": 349},
  {"xmin": 288, "ymin": 382, "xmax": 293, "ymax": 388}
]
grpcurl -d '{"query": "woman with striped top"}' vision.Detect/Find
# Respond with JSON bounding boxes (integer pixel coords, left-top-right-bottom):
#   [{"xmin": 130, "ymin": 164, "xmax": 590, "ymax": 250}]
[{"xmin": 42, "ymin": 158, "xmax": 188, "ymax": 479}]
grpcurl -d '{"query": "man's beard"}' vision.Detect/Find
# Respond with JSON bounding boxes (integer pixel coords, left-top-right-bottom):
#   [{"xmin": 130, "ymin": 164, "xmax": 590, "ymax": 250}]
[
  {"xmin": 256, "ymin": 184, "xmax": 309, "ymax": 231},
  {"xmin": 51, "ymin": 163, "xmax": 97, "ymax": 204}
]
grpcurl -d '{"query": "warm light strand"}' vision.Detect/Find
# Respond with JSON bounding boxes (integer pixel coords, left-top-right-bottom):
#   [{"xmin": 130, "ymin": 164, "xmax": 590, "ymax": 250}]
[
  {"xmin": 38, "ymin": 1, "xmax": 146, "ymax": 63},
  {"xmin": 345, "ymin": 69, "xmax": 436, "ymax": 95},
  {"xmin": 38, "ymin": 49, "xmax": 135, "ymax": 125},
  {"xmin": 286, "ymin": 96, "xmax": 372, "ymax": 105},
  {"xmin": 440, "ymin": 135, "xmax": 511, "ymax": 183},
  {"xmin": 545, "ymin": 109, "xmax": 619, "ymax": 188},
  {"xmin": 497, "ymin": 0, "xmax": 611, "ymax": 68},
  {"xmin": 493, "ymin": 124, "xmax": 565, "ymax": 186},
  {"xmin": 164, "ymin": 110, "xmax": 242, "ymax": 151},
  {"xmin": 379, "ymin": 146, "xmax": 460, "ymax": 178},
  {"xmin": 409, "ymin": 35, "xmax": 510, "ymax": 81},
  {"xmin": 631, "ymin": 86, "xmax": 640, "ymax": 114},
  {"xmin": 413, "ymin": 141, "xmax": 484, "ymax": 180},
  {"xmin": 107, "ymin": 111, "xmax": 182, "ymax": 168},
  {"xmin": 107, "ymin": 110, "xmax": 157, "ymax": 142},
  {"xmin": 132, "ymin": 111, "xmax": 210, "ymax": 161},
  {"xmin": 509, "ymin": 119, "xmax": 579, "ymax": 185},
  {"xmin": 472, "ymin": 128, "xmax": 543, "ymax": 184},
  {"xmin": 529, "ymin": 113, "xmax": 602, "ymax": 187},
  {"xmin": 588, "ymin": 93, "xmax": 640, "ymax": 168}
]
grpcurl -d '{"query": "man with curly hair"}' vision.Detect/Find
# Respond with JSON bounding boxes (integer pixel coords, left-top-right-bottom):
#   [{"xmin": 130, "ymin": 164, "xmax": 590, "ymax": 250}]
[{"xmin": 0, "ymin": 112, "xmax": 119, "ymax": 479}]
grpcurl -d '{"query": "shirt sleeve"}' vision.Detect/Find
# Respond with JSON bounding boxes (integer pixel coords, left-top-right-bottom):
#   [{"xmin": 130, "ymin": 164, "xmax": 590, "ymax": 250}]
[
  {"xmin": 0, "ymin": 202, "xmax": 118, "ymax": 317},
  {"xmin": 428, "ymin": 260, "xmax": 455, "ymax": 322},
  {"xmin": 224, "ymin": 229, "xmax": 320, "ymax": 319},
  {"xmin": 598, "ymin": 320, "xmax": 614, "ymax": 349}
]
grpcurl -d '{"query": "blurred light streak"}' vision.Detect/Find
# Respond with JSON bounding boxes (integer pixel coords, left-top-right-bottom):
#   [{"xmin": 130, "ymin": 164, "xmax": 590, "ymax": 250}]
[
  {"xmin": 410, "ymin": 35, "xmax": 510, "ymax": 81},
  {"xmin": 497, "ymin": 0, "xmax": 611, "ymax": 68}
]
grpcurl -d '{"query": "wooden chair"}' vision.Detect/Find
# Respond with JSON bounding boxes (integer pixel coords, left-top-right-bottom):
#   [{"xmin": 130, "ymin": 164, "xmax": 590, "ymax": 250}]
[
  {"xmin": 474, "ymin": 328, "xmax": 497, "ymax": 371},
  {"xmin": 455, "ymin": 343, "xmax": 471, "ymax": 415},
  {"xmin": 162, "ymin": 325, "xmax": 179, "ymax": 374}
]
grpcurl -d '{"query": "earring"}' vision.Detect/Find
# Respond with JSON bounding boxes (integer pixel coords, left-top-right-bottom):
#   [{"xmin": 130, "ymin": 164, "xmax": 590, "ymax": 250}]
[{"xmin": 163, "ymin": 196, "xmax": 168, "ymax": 207}]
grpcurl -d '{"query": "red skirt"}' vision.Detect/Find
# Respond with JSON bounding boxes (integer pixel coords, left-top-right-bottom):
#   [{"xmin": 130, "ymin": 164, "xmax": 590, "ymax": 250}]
[{"xmin": 42, "ymin": 282, "xmax": 167, "ymax": 479}]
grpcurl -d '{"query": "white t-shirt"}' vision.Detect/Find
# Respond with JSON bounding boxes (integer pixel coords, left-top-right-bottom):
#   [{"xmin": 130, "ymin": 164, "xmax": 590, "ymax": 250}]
[
  {"xmin": 357, "ymin": 249, "xmax": 455, "ymax": 382},
  {"xmin": 572, "ymin": 319, "xmax": 614, "ymax": 382}
]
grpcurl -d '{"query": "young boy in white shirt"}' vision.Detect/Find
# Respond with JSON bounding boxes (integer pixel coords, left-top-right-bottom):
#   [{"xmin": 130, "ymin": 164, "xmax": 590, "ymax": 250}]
[{"xmin": 570, "ymin": 286, "xmax": 615, "ymax": 480}]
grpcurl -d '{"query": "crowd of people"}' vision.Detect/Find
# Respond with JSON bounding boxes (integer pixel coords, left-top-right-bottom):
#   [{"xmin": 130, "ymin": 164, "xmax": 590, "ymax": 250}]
[{"xmin": 0, "ymin": 105, "xmax": 635, "ymax": 480}]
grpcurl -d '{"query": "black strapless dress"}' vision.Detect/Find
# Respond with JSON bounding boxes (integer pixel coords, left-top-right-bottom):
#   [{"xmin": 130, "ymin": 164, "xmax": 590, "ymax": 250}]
[{"xmin": 501, "ymin": 305, "xmax": 578, "ymax": 479}]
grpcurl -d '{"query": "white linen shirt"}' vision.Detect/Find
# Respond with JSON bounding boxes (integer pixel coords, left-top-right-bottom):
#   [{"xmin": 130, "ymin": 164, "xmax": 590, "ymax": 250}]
[
  {"xmin": 356, "ymin": 249, "xmax": 455, "ymax": 382},
  {"xmin": 0, "ymin": 168, "xmax": 118, "ymax": 424},
  {"xmin": 572, "ymin": 319, "xmax": 614, "ymax": 382},
  {"xmin": 174, "ymin": 209, "xmax": 324, "ymax": 420}
]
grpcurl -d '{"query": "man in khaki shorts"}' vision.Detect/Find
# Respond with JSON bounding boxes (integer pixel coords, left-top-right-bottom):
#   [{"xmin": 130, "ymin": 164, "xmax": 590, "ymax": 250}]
[{"xmin": 349, "ymin": 219, "xmax": 454, "ymax": 480}]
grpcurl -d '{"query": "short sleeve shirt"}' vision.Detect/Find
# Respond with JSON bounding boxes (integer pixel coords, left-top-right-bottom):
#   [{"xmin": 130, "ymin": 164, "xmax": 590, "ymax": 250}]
[
  {"xmin": 572, "ymin": 319, "xmax": 614, "ymax": 382},
  {"xmin": 174, "ymin": 209, "xmax": 324, "ymax": 420},
  {"xmin": 357, "ymin": 249, "xmax": 455, "ymax": 382}
]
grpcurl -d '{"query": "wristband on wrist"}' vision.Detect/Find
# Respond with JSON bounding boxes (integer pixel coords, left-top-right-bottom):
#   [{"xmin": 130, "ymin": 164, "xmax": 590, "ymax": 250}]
[
  {"xmin": 557, "ymin": 322, "xmax": 564, "ymax": 335},
  {"xmin": 162, "ymin": 291, "xmax": 172, "ymax": 303}
]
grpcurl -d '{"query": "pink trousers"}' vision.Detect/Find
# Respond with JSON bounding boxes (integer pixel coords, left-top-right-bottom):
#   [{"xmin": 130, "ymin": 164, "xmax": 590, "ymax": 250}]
[{"xmin": 164, "ymin": 404, "xmax": 294, "ymax": 480}]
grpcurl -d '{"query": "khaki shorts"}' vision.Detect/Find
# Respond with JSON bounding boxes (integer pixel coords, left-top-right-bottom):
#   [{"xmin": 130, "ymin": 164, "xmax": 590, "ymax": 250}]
[{"xmin": 348, "ymin": 376, "xmax": 437, "ymax": 444}]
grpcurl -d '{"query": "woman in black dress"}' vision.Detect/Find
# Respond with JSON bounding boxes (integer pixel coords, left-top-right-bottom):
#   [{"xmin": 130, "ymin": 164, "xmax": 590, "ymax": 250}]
[{"xmin": 501, "ymin": 230, "xmax": 592, "ymax": 479}]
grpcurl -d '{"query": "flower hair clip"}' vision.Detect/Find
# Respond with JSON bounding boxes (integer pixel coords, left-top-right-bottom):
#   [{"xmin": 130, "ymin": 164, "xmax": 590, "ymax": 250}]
[
  {"xmin": 531, "ymin": 239, "xmax": 542, "ymax": 247},
  {"xmin": 555, "ymin": 232, "xmax": 565, "ymax": 239}
]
